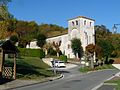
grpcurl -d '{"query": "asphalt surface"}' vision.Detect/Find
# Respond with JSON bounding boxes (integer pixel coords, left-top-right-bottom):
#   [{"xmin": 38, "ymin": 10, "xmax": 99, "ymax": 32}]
[
  {"xmin": 97, "ymin": 85, "xmax": 117, "ymax": 90},
  {"xmin": 13, "ymin": 66, "xmax": 119, "ymax": 90}
]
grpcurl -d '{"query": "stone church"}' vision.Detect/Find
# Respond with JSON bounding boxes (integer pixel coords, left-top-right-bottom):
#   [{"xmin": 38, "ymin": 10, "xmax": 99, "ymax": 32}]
[{"xmin": 27, "ymin": 16, "xmax": 95, "ymax": 58}]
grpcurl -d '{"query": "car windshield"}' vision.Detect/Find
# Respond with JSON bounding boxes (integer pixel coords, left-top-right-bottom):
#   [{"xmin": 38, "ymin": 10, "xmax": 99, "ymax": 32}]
[{"xmin": 59, "ymin": 61, "xmax": 64, "ymax": 63}]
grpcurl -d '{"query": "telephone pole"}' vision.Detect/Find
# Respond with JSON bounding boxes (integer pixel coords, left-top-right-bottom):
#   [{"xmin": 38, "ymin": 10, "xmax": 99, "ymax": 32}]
[{"xmin": 112, "ymin": 24, "xmax": 120, "ymax": 34}]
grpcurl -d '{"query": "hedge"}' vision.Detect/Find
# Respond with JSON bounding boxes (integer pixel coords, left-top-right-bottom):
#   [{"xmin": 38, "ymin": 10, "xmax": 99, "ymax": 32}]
[{"xmin": 18, "ymin": 48, "xmax": 45, "ymax": 58}]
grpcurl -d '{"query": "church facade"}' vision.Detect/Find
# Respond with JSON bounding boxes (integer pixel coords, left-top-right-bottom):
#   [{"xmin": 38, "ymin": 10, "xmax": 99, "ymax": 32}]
[{"xmin": 27, "ymin": 16, "xmax": 95, "ymax": 58}]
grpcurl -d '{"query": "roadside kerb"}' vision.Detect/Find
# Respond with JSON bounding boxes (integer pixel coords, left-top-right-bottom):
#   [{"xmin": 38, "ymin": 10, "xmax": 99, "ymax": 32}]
[{"xmin": 1, "ymin": 74, "xmax": 63, "ymax": 90}]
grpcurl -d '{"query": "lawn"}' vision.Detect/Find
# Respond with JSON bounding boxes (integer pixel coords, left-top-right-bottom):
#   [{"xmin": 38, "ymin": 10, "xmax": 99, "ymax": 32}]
[{"xmin": 4, "ymin": 57, "xmax": 54, "ymax": 80}]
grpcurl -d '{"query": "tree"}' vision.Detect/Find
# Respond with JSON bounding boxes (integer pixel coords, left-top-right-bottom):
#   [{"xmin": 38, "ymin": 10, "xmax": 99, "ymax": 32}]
[
  {"xmin": 71, "ymin": 38, "xmax": 83, "ymax": 59},
  {"xmin": 52, "ymin": 41, "xmax": 61, "ymax": 57},
  {"xmin": 16, "ymin": 20, "xmax": 38, "ymax": 47},
  {"xmin": 97, "ymin": 39, "xmax": 114, "ymax": 64},
  {"xmin": 95, "ymin": 45, "xmax": 103, "ymax": 59},
  {"xmin": 0, "ymin": 19, "xmax": 17, "ymax": 39},
  {"xmin": 86, "ymin": 44, "xmax": 95, "ymax": 68},
  {"xmin": 38, "ymin": 24, "xmax": 67, "ymax": 38},
  {"xmin": 36, "ymin": 33, "xmax": 46, "ymax": 48},
  {"xmin": 9, "ymin": 35, "xmax": 18, "ymax": 45},
  {"xmin": 0, "ymin": 0, "xmax": 13, "ymax": 20}
]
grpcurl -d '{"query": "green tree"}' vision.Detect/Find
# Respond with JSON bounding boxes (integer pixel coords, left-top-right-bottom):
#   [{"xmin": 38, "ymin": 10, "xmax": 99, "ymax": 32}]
[
  {"xmin": 97, "ymin": 39, "xmax": 114, "ymax": 64},
  {"xmin": 36, "ymin": 33, "xmax": 46, "ymax": 48},
  {"xmin": 71, "ymin": 38, "xmax": 83, "ymax": 59},
  {"xmin": 16, "ymin": 20, "xmax": 38, "ymax": 47},
  {"xmin": 9, "ymin": 35, "xmax": 18, "ymax": 45},
  {"xmin": 95, "ymin": 45, "xmax": 103, "ymax": 59}
]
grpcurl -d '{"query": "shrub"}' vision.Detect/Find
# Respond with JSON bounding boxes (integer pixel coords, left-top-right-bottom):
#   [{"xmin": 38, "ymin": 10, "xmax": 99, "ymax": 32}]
[
  {"xmin": 59, "ymin": 55, "xmax": 67, "ymax": 63},
  {"xmin": 39, "ymin": 49, "xmax": 45, "ymax": 59},
  {"xmin": 48, "ymin": 47, "xmax": 57, "ymax": 56}
]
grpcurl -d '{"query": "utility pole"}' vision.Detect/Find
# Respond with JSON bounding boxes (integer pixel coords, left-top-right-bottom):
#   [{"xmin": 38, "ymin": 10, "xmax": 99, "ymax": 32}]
[{"xmin": 112, "ymin": 24, "xmax": 120, "ymax": 34}]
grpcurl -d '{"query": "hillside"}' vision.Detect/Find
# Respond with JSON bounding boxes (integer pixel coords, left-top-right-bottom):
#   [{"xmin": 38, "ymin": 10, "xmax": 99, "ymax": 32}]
[{"xmin": 39, "ymin": 24, "xmax": 68, "ymax": 38}]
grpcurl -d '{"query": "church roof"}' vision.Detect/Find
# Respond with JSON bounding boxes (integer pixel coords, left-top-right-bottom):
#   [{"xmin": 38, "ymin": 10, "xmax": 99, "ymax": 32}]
[{"xmin": 68, "ymin": 16, "xmax": 95, "ymax": 21}]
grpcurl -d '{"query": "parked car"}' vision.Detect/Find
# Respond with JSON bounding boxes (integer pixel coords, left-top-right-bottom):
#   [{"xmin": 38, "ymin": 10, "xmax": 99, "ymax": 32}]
[{"xmin": 51, "ymin": 60, "xmax": 66, "ymax": 68}]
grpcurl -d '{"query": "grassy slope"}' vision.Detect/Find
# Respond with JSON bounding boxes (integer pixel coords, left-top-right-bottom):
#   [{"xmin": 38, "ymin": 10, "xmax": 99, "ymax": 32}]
[{"xmin": 5, "ymin": 57, "xmax": 54, "ymax": 80}]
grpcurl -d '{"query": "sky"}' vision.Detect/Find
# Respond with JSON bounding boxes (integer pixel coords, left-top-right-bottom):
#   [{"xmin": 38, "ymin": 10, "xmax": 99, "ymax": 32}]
[{"xmin": 8, "ymin": 0, "xmax": 120, "ymax": 32}]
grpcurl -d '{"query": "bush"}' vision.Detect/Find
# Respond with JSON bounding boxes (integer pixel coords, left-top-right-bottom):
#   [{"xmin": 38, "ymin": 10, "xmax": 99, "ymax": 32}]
[
  {"xmin": 39, "ymin": 49, "xmax": 45, "ymax": 59},
  {"xmin": 59, "ymin": 55, "xmax": 67, "ymax": 63},
  {"xmin": 48, "ymin": 47, "xmax": 57, "ymax": 56}
]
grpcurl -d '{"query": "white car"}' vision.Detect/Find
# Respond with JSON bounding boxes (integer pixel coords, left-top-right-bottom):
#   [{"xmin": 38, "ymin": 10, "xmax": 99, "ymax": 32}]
[{"xmin": 51, "ymin": 60, "xmax": 66, "ymax": 68}]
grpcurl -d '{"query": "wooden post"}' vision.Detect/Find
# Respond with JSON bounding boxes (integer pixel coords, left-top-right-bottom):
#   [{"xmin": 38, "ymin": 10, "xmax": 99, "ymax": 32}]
[
  {"xmin": 0, "ymin": 49, "xmax": 3, "ymax": 77},
  {"xmin": 13, "ymin": 54, "xmax": 16, "ymax": 79}
]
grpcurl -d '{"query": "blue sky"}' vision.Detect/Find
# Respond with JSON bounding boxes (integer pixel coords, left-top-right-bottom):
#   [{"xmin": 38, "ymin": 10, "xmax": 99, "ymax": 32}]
[{"xmin": 8, "ymin": 0, "xmax": 120, "ymax": 32}]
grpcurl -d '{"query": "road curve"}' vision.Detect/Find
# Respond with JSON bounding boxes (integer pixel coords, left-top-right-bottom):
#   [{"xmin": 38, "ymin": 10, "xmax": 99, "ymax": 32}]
[{"xmin": 14, "ymin": 66, "xmax": 119, "ymax": 90}]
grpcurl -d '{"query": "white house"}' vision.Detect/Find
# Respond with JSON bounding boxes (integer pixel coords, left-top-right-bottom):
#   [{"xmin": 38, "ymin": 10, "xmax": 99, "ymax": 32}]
[{"xmin": 27, "ymin": 16, "xmax": 95, "ymax": 58}]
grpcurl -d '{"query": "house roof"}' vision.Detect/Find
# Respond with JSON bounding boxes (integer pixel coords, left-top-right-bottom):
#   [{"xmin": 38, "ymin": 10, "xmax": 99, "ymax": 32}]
[{"xmin": 0, "ymin": 40, "xmax": 19, "ymax": 54}]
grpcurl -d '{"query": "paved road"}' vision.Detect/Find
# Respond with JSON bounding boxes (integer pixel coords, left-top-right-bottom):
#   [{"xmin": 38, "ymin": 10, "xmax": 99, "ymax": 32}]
[{"xmin": 14, "ymin": 66, "xmax": 119, "ymax": 90}]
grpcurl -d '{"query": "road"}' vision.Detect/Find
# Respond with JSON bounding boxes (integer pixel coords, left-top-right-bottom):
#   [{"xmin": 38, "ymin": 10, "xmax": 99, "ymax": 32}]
[{"xmin": 14, "ymin": 66, "xmax": 119, "ymax": 90}]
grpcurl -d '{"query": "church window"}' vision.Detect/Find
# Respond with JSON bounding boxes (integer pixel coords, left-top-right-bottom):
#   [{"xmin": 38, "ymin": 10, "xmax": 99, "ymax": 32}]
[
  {"xmin": 84, "ymin": 20, "xmax": 86, "ymax": 25},
  {"xmin": 90, "ymin": 22, "xmax": 92, "ymax": 26},
  {"xmin": 68, "ymin": 44, "xmax": 70, "ymax": 49},
  {"xmin": 72, "ymin": 21, "xmax": 74, "ymax": 26},
  {"xmin": 76, "ymin": 20, "xmax": 78, "ymax": 25}
]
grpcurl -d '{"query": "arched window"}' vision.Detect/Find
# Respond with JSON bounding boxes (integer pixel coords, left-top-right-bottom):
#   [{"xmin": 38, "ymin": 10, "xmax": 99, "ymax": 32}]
[
  {"xmin": 68, "ymin": 44, "xmax": 70, "ymax": 49},
  {"xmin": 72, "ymin": 21, "xmax": 74, "ymax": 26},
  {"xmin": 76, "ymin": 20, "xmax": 78, "ymax": 25},
  {"xmin": 90, "ymin": 22, "xmax": 92, "ymax": 26},
  {"xmin": 84, "ymin": 20, "xmax": 86, "ymax": 25}
]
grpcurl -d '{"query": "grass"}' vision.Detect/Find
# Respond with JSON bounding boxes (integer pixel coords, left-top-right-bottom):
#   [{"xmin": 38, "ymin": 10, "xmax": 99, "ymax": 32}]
[
  {"xmin": 79, "ymin": 64, "xmax": 116, "ymax": 73},
  {"xmin": 105, "ymin": 78, "xmax": 120, "ymax": 90},
  {"xmin": 4, "ymin": 57, "xmax": 55, "ymax": 80}
]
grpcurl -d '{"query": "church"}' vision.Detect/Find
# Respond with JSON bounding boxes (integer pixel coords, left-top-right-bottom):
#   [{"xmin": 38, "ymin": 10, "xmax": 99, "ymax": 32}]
[{"xmin": 27, "ymin": 16, "xmax": 95, "ymax": 59}]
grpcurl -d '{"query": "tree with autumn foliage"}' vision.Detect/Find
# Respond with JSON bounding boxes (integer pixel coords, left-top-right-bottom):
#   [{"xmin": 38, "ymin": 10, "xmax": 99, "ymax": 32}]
[
  {"xmin": 52, "ymin": 41, "xmax": 61, "ymax": 57},
  {"xmin": 85, "ymin": 44, "xmax": 95, "ymax": 68}
]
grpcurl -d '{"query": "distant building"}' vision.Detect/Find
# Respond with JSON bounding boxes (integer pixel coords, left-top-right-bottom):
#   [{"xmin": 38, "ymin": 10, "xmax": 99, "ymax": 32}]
[{"xmin": 27, "ymin": 16, "xmax": 95, "ymax": 58}]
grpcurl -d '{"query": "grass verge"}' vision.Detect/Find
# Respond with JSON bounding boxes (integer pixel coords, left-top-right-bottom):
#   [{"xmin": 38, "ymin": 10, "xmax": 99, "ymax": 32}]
[
  {"xmin": 105, "ymin": 77, "xmax": 120, "ymax": 90},
  {"xmin": 79, "ymin": 64, "xmax": 116, "ymax": 73}
]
